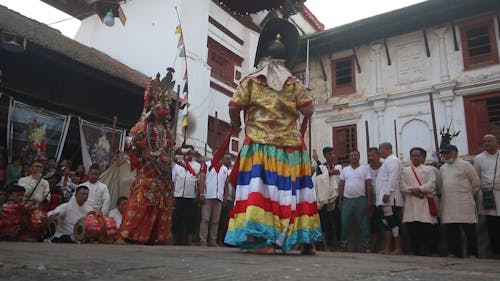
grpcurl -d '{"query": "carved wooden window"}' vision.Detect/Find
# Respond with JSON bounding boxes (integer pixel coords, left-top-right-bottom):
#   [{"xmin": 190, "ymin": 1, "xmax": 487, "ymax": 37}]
[
  {"xmin": 332, "ymin": 124, "xmax": 357, "ymax": 164},
  {"xmin": 207, "ymin": 37, "xmax": 243, "ymax": 88},
  {"xmin": 460, "ymin": 18, "xmax": 499, "ymax": 70},
  {"xmin": 207, "ymin": 115, "xmax": 231, "ymax": 153},
  {"xmin": 331, "ymin": 56, "xmax": 355, "ymax": 95},
  {"xmin": 464, "ymin": 92, "xmax": 500, "ymax": 155}
]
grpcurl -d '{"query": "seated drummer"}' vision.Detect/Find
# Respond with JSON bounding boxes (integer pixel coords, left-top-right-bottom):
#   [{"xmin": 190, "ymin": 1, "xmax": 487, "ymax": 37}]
[
  {"xmin": 0, "ymin": 183, "xmax": 26, "ymax": 240},
  {"xmin": 48, "ymin": 185, "xmax": 91, "ymax": 243}
]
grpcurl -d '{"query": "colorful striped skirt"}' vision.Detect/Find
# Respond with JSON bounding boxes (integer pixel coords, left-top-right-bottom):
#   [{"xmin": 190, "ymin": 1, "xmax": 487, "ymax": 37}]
[{"xmin": 224, "ymin": 139, "xmax": 322, "ymax": 253}]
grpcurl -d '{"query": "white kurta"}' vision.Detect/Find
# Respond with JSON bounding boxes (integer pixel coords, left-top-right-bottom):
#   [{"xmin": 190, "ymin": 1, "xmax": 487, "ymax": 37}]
[
  {"xmin": 204, "ymin": 160, "xmax": 229, "ymax": 201},
  {"xmin": 48, "ymin": 198, "xmax": 92, "ymax": 239},
  {"xmin": 474, "ymin": 151, "xmax": 500, "ymax": 216},
  {"xmin": 18, "ymin": 175, "xmax": 50, "ymax": 205},
  {"xmin": 172, "ymin": 161, "xmax": 200, "ymax": 198},
  {"xmin": 400, "ymin": 164, "xmax": 438, "ymax": 224},
  {"xmin": 312, "ymin": 164, "xmax": 339, "ymax": 208},
  {"xmin": 78, "ymin": 181, "xmax": 110, "ymax": 215},
  {"xmin": 375, "ymin": 154, "xmax": 403, "ymax": 206},
  {"xmin": 440, "ymin": 158, "xmax": 480, "ymax": 224},
  {"xmin": 108, "ymin": 208, "xmax": 122, "ymax": 228}
]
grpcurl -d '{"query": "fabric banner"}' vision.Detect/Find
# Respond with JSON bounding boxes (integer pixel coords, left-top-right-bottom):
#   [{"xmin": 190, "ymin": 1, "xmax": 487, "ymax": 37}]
[
  {"xmin": 79, "ymin": 118, "xmax": 126, "ymax": 173},
  {"xmin": 7, "ymin": 99, "xmax": 71, "ymax": 163}
]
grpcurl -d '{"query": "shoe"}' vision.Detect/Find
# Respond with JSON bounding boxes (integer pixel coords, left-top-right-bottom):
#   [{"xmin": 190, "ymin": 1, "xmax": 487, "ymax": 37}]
[
  {"xmin": 468, "ymin": 255, "xmax": 478, "ymax": 259},
  {"xmin": 447, "ymin": 254, "xmax": 458, "ymax": 258}
]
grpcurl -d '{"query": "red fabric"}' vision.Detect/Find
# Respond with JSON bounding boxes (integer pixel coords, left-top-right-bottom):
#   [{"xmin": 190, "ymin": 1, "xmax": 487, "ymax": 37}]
[
  {"xmin": 119, "ymin": 178, "xmax": 174, "ymax": 244},
  {"xmin": 231, "ymin": 192, "xmax": 318, "ymax": 220},
  {"xmin": 209, "ymin": 133, "xmax": 232, "ymax": 173},
  {"xmin": 410, "ymin": 166, "xmax": 438, "ymax": 217},
  {"xmin": 184, "ymin": 159, "xmax": 196, "ymax": 176},
  {"xmin": 43, "ymin": 193, "xmax": 62, "ymax": 212}
]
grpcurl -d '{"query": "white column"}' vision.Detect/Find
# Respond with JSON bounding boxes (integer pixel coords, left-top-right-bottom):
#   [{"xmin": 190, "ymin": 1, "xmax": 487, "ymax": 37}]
[
  {"xmin": 371, "ymin": 43, "xmax": 384, "ymax": 93},
  {"xmin": 375, "ymin": 108, "xmax": 385, "ymax": 144},
  {"xmin": 434, "ymin": 26, "xmax": 450, "ymax": 81}
]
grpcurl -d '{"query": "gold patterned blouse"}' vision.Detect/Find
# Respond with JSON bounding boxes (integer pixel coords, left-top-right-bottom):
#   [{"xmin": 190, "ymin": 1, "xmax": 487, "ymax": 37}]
[{"xmin": 229, "ymin": 76, "xmax": 312, "ymax": 147}]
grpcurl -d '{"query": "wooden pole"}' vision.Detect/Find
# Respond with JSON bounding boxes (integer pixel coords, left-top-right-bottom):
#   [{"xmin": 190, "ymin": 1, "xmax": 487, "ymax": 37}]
[
  {"xmin": 429, "ymin": 92, "xmax": 441, "ymax": 162},
  {"xmin": 172, "ymin": 84, "xmax": 181, "ymax": 143},
  {"xmin": 393, "ymin": 119, "xmax": 398, "ymax": 157},
  {"xmin": 365, "ymin": 120, "xmax": 370, "ymax": 152},
  {"xmin": 308, "ymin": 117, "xmax": 312, "ymax": 157}
]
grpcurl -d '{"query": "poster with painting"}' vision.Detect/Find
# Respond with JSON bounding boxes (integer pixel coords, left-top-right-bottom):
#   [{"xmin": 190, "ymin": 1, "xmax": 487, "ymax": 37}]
[
  {"xmin": 79, "ymin": 118, "xmax": 125, "ymax": 173},
  {"xmin": 7, "ymin": 99, "xmax": 71, "ymax": 164}
]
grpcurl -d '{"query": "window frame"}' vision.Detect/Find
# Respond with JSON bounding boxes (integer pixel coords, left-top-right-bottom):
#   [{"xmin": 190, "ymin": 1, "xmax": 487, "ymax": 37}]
[
  {"xmin": 331, "ymin": 56, "xmax": 356, "ymax": 96},
  {"xmin": 460, "ymin": 18, "xmax": 499, "ymax": 70}
]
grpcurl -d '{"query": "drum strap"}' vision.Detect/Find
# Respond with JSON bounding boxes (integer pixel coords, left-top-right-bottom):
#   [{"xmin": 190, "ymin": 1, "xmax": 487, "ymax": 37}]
[{"xmin": 25, "ymin": 177, "xmax": 43, "ymax": 205}]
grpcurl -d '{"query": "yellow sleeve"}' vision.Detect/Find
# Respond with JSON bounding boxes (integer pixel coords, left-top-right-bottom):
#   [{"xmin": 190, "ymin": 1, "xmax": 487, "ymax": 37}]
[
  {"xmin": 294, "ymin": 80, "xmax": 313, "ymax": 109},
  {"xmin": 230, "ymin": 77, "xmax": 253, "ymax": 108}
]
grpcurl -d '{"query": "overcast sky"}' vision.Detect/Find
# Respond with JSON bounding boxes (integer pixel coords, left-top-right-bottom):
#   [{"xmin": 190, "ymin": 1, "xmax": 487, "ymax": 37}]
[{"xmin": 0, "ymin": 0, "xmax": 426, "ymax": 37}]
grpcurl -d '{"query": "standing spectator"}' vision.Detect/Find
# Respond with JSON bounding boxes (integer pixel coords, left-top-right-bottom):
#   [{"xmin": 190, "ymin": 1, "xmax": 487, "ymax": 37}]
[
  {"xmin": 367, "ymin": 147, "xmax": 382, "ymax": 253},
  {"xmin": 312, "ymin": 147, "xmax": 341, "ymax": 251},
  {"xmin": 400, "ymin": 147, "xmax": 439, "ymax": 256},
  {"xmin": 198, "ymin": 154, "xmax": 230, "ymax": 247},
  {"xmin": 376, "ymin": 142, "xmax": 403, "ymax": 255},
  {"xmin": 5, "ymin": 158, "xmax": 21, "ymax": 186},
  {"xmin": 218, "ymin": 156, "xmax": 234, "ymax": 246},
  {"xmin": 18, "ymin": 160, "xmax": 50, "ymax": 207},
  {"xmin": 78, "ymin": 163, "xmax": 110, "ymax": 215},
  {"xmin": 440, "ymin": 144, "xmax": 480, "ymax": 258},
  {"xmin": 171, "ymin": 145, "xmax": 201, "ymax": 245},
  {"xmin": 109, "ymin": 196, "xmax": 128, "ymax": 229},
  {"xmin": 474, "ymin": 134, "xmax": 500, "ymax": 259},
  {"xmin": 48, "ymin": 185, "xmax": 92, "ymax": 243},
  {"xmin": 338, "ymin": 150, "xmax": 372, "ymax": 252}
]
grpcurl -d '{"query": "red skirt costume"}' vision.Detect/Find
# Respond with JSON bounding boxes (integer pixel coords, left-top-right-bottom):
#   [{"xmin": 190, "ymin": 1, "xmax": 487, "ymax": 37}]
[{"xmin": 119, "ymin": 73, "xmax": 176, "ymax": 244}]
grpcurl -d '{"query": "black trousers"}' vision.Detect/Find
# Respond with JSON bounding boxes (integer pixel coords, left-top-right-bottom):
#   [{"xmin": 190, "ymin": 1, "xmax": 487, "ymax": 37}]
[
  {"xmin": 319, "ymin": 205, "xmax": 334, "ymax": 247},
  {"xmin": 486, "ymin": 215, "xmax": 500, "ymax": 255},
  {"xmin": 51, "ymin": 235, "xmax": 75, "ymax": 243},
  {"xmin": 445, "ymin": 223, "xmax": 478, "ymax": 258},
  {"xmin": 172, "ymin": 197, "xmax": 196, "ymax": 235},
  {"xmin": 406, "ymin": 221, "xmax": 438, "ymax": 256}
]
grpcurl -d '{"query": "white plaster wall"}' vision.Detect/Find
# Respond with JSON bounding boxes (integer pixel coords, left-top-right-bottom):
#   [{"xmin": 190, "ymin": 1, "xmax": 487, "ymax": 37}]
[{"xmin": 309, "ymin": 12, "xmax": 500, "ymax": 164}]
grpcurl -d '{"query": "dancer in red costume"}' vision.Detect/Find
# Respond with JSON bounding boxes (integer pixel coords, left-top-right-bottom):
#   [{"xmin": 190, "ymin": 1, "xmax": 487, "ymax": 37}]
[{"xmin": 117, "ymin": 69, "xmax": 184, "ymax": 244}]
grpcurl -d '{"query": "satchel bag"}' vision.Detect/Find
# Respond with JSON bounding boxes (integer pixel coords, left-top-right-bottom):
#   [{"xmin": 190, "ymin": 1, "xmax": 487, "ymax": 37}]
[
  {"xmin": 482, "ymin": 152, "xmax": 498, "ymax": 210},
  {"xmin": 411, "ymin": 166, "xmax": 438, "ymax": 217}
]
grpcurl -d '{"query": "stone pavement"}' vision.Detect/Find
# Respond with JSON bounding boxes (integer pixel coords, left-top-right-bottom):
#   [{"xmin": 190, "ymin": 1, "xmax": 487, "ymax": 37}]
[{"xmin": 0, "ymin": 242, "xmax": 499, "ymax": 281}]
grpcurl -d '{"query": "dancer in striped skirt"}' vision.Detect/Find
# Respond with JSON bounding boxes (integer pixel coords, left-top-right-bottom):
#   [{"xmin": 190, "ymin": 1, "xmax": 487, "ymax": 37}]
[{"xmin": 224, "ymin": 18, "xmax": 321, "ymax": 254}]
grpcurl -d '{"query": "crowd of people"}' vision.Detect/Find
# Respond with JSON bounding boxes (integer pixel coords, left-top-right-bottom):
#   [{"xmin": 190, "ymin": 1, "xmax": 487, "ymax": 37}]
[
  {"xmin": 0, "ymin": 146, "xmax": 237, "ymax": 248},
  {"xmin": 312, "ymin": 134, "xmax": 500, "ymax": 259}
]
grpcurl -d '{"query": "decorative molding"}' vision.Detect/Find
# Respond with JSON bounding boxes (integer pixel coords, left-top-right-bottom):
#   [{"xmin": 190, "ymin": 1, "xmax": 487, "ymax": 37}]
[
  {"xmin": 325, "ymin": 113, "xmax": 361, "ymax": 124},
  {"xmin": 455, "ymin": 76, "xmax": 500, "ymax": 96}
]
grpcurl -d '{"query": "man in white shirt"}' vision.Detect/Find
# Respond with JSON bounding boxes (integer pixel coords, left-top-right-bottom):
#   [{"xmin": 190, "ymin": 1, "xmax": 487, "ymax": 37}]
[
  {"xmin": 171, "ymin": 145, "xmax": 201, "ymax": 245},
  {"xmin": 338, "ymin": 150, "xmax": 372, "ymax": 252},
  {"xmin": 78, "ymin": 164, "xmax": 110, "ymax": 215},
  {"xmin": 18, "ymin": 160, "xmax": 50, "ymax": 207},
  {"xmin": 312, "ymin": 147, "xmax": 341, "ymax": 251},
  {"xmin": 475, "ymin": 134, "xmax": 500, "ymax": 259},
  {"xmin": 108, "ymin": 196, "xmax": 128, "ymax": 229},
  {"xmin": 198, "ymin": 154, "xmax": 230, "ymax": 246},
  {"xmin": 48, "ymin": 185, "xmax": 92, "ymax": 243},
  {"xmin": 376, "ymin": 142, "xmax": 403, "ymax": 255}
]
